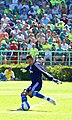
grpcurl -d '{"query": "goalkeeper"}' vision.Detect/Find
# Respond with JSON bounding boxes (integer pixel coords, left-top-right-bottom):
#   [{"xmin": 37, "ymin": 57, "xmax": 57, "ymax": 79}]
[{"xmin": 19, "ymin": 55, "xmax": 62, "ymax": 110}]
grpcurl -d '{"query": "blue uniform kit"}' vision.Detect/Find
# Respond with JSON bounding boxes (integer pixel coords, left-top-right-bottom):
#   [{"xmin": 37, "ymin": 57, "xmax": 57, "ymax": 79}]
[
  {"xmin": 25, "ymin": 62, "xmax": 54, "ymax": 94},
  {"xmin": 18, "ymin": 61, "xmax": 62, "ymax": 110}
]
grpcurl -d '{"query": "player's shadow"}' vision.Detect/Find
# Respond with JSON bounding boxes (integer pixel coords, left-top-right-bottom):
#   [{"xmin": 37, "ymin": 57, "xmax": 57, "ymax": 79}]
[
  {"xmin": 29, "ymin": 109, "xmax": 52, "ymax": 112},
  {"xmin": 9, "ymin": 109, "xmax": 52, "ymax": 112}
]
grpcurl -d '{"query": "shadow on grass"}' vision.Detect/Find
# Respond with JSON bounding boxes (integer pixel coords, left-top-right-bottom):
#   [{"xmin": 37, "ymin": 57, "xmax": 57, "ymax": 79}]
[{"xmin": 9, "ymin": 109, "xmax": 52, "ymax": 113}]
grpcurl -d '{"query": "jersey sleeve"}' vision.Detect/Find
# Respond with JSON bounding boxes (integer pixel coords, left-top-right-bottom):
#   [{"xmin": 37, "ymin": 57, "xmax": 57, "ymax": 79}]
[
  {"xmin": 34, "ymin": 63, "xmax": 54, "ymax": 80},
  {"xmin": 3, "ymin": 70, "xmax": 7, "ymax": 75},
  {"xmin": 12, "ymin": 71, "xmax": 15, "ymax": 78}
]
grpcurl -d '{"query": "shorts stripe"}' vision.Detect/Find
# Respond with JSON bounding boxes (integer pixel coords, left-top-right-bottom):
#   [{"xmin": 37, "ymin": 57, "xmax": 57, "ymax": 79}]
[{"xmin": 32, "ymin": 82, "xmax": 39, "ymax": 92}]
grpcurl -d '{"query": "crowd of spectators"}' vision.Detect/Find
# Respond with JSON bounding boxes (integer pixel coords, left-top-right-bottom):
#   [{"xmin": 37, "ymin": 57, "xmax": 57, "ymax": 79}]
[{"xmin": 0, "ymin": 0, "xmax": 72, "ymax": 65}]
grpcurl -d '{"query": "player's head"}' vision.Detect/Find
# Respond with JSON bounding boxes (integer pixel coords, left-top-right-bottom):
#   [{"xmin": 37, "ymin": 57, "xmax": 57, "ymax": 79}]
[
  {"xmin": 8, "ymin": 66, "xmax": 12, "ymax": 71},
  {"xmin": 26, "ymin": 55, "xmax": 34, "ymax": 66}
]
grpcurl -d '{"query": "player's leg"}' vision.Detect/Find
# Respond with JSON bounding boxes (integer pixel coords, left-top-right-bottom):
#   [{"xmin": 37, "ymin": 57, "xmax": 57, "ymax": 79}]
[
  {"xmin": 21, "ymin": 89, "xmax": 27, "ymax": 103},
  {"xmin": 32, "ymin": 91, "xmax": 56, "ymax": 105},
  {"xmin": 17, "ymin": 89, "xmax": 29, "ymax": 110},
  {"xmin": 27, "ymin": 84, "xmax": 56, "ymax": 105},
  {"xmin": 21, "ymin": 84, "xmax": 33, "ymax": 103}
]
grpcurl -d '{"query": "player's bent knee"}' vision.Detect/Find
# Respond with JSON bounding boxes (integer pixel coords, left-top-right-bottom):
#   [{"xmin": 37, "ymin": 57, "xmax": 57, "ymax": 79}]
[
  {"xmin": 21, "ymin": 89, "xmax": 27, "ymax": 96},
  {"xmin": 27, "ymin": 91, "xmax": 33, "ymax": 97}
]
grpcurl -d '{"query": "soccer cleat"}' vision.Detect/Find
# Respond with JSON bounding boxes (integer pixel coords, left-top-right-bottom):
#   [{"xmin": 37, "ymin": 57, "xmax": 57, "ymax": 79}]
[{"xmin": 47, "ymin": 97, "xmax": 56, "ymax": 105}]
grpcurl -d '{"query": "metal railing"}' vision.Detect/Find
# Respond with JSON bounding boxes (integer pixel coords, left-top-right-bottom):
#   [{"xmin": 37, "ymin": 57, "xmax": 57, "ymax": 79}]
[{"xmin": 0, "ymin": 50, "xmax": 72, "ymax": 66}]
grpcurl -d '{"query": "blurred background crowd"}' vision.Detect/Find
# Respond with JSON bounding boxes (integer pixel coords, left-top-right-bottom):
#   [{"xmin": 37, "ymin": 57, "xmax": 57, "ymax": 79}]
[{"xmin": 0, "ymin": 0, "xmax": 72, "ymax": 65}]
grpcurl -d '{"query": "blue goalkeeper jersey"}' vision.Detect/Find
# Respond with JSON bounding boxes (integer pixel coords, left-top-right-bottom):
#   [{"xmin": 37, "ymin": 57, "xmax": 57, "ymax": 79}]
[{"xmin": 24, "ymin": 62, "xmax": 54, "ymax": 85}]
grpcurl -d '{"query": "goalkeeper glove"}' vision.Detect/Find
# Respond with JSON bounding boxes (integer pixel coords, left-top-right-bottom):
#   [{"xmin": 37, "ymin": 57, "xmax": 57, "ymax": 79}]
[
  {"xmin": 20, "ymin": 68, "xmax": 26, "ymax": 72},
  {"xmin": 53, "ymin": 78, "xmax": 62, "ymax": 84}
]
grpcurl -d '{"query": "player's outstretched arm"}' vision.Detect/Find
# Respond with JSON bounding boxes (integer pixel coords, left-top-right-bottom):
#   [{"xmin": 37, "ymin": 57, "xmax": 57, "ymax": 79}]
[
  {"xmin": 34, "ymin": 63, "xmax": 62, "ymax": 84},
  {"xmin": 52, "ymin": 78, "xmax": 62, "ymax": 84}
]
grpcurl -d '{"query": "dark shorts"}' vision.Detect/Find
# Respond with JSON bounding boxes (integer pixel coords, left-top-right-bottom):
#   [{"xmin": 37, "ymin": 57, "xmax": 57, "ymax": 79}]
[{"xmin": 26, "ymin": 82, "xmax": 42, "ymax": 93}]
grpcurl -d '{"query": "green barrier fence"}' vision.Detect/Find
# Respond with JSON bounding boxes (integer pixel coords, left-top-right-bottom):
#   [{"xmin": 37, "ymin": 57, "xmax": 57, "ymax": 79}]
[{"xmin": 0, "ymin": 50, "xmax": 72, "ymax": 66}]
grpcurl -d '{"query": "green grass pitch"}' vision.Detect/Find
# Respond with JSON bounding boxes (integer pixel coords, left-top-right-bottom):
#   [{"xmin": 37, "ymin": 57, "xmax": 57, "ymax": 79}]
[{"xmin": 0, "ymin": 81, "xmax": 72, "ymax": 120}]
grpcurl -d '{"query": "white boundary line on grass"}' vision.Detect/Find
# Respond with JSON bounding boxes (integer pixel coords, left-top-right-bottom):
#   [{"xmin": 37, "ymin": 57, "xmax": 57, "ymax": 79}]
[{"xmin": 31, "ymin": 101, "xmax": 47, "ymax": 109}]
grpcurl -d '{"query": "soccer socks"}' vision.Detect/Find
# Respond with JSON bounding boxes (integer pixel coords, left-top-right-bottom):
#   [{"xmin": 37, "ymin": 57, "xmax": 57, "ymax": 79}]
[
  {"xmin": 32, "ymin": 91, "xmax": 50, "ymax": 101},
  {"xmin": 32, "ymin": 91, "xmax": 56, "ymax": 105},
  {"xmin": 21, "ymin": 94, "xmax": 27, "ymax": 103}
]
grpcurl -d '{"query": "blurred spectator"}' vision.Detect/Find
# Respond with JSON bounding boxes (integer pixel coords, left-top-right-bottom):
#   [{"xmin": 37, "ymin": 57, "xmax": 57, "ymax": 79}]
[
  {"xmin": 52, "ymin": 6, "xmax": 58, "ymax": 15},
  {"xmin": 67, "ymin": 9, "xmax": 72, "ymax": 19},
  {"xmin": 0, "ymin": 23, "xmax": 3, "ymax": 34},
  {"xmin": 61, "ymin": 40, "xmax": 69, "ymax": 51},
  {"xmin": 35, "ymin": 41, "xmax": 42, "ymax": 50},
  {"xmin": 52, "ymin": 14, "xmax": 60, "ymax": 25},
  {"xmin": 65, "ymin": 34, "xmax": 70, "ymax": 45},
  {"xmin": 36, "ymin": 55, "xmax": 45, "ymax": 65},
  {"xmin": 4, "ymin": 5, "xmax": 11, "ymax": 15},
  {"xmin": 37, "ymin": 35, "xmax": 45, "ymax": 44},
  {"xmin": 42, "ymin": 14, "xmax": 50, "ymax": 26},
  {"xmin": 54, "ymin": 25, "xmax": 61, "ymax": 35},
  {"xmin": 28, "ymin": 8, "xmax": 36, "ymax": 17},
  {"xmin": 27, "ymin": 15, "xmax": 33, "ymax": 25},
  {"xmin": 10, "ymin": 41, "xmax": 18, "ymax": 64},
  {"xmin": 20, "ymin": 43, "xmax": 28, "ymax": 61},
  {"xmin": 28, "ymin": 32, "xmax": 36, "ymax": 43},
  {"xmin": 46, "ymin": 30, "xmax": 51, "ymax": 39},
  {"xmin": 8, "ymin": 32, "xmax": 18, "ymax": 43},
  {"xmin": 0, "ymin": 40, "xmax": 7, "ymax": 50},
  {"xmin": 52, "ymin": 39, "xmax": 59, "ymax": 49},
  {"xmin": 1, "ymin": 19, "xmax": 7, "ymax": 28},
  {"xmin": 13, "ymin": 6, "xmax": 19, "ymax": 16},
  {"xmin": 47, "ymin": 9, "xmax": 52, "ymax": 20},
  {"xmin": 60, "ymin": 29, "xmax": 67, "ymax": 41},
  {"xmin": 30, "ymin": 43, "xmax": 39, "ymax": 57},
  {"xmin": 22, "ymin": 27, "xmax": 28, "ymax": 40},
  {"xmin": 36, "ymin": 29, "xmax": 45, "ymax": 38},
  {"xmin": 0, "ymin": 66, "xmax": 15, "ymax": 81},
  {"xmin": 8, "ymin": 18, "xmax": 15, "ymax": 29},
  {"xmin": 53, "ymin": 44, "xmax": 65, "ymax": 64},
  {"xmin": 5, "ymin": 24, "xmax": 12, "ymax": 36},
  {"xmin": 67, "ymin": 19, "xmax": 72, "ymax": 29},
  {"xmin": 61, "ymin": 14, "xmax": 68, "ymax": 24},
  {"xmin": 16, "ymin": 20, "xmax": 22, "ymax": 30},
  {"xmin": 16, "ymin": 31, "xmax": 25, "ymax": 41},
  {"xmin": 48, "ymin": 34, "xmax": 53, "ymax": 44},
  {"xmin": 42, "ymin": 41, "xmax": 51, "ymax": 64},
  {"xmin": 31, "ymin": 3, "xmax": 39, "ymax": 11},
  {"xmin": 50, "ymin": 0, "xmax": 56, "ymax": 6},
  {"xmin": 60, "ymin": 1, "xmax": 67, "ymax": 14},
  {"xmin": 27, "ymin": 39, "xmax": 32, "ymax": 50},
  {"xmin": 42, "ymin": 41, "xmax": 51, "ymax": 50},
  {"xmin": 20, "ymin": 11, "xmax": 28, "ymax": 21},
  {"xmin": 58, "ymin": 21, "xmax": 65, "ymax": 30},
  {"xmin": 55, "ymin": 35, "xmax": 61, "ymax": 45},
  {"xmin": 68, "ymin": 28, "xmax": 72, "ymax": 41},
  {"xmin": 11, "ymin": 26, "xmax": 20, "ymax": 36},
  {"xmin": 64, "ymin": 24, "xmax": 70, "ymax": 34},
  {"xmin": 37, "ymin": 4, "xmax": 45, "ymax": 19},
  {"xmin": 1, "ymin": 14, "xmax": 10, "ymax": 24},
  {"xmin": 0, "ymin": 29, "xmax": 9, "ymax": 40}
]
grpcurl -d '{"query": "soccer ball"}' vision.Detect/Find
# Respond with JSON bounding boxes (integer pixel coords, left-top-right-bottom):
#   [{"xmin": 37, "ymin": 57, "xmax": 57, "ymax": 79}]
[{"xmin": 21, "ymin": 101, "xmax": 30, "ymax": 111}]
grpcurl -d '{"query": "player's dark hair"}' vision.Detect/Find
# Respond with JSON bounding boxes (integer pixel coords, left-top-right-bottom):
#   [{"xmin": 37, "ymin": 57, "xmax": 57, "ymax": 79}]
[{"xmin": 26, "ymin": 55, "xmax": 33, "ymax": 60}]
